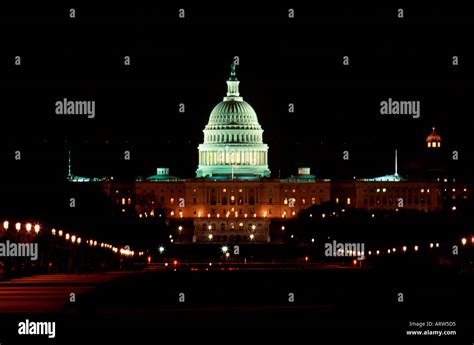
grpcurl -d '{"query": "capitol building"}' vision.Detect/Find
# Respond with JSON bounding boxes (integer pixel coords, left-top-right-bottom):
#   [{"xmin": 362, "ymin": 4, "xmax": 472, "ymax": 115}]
[{"xmin": 70, "ymin": 65, "xmax": 470, "ymax": 244}]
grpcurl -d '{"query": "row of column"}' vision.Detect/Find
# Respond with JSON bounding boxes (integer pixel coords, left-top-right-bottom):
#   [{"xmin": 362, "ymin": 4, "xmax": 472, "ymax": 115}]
[{"xmin": 200, "ymin": 150, "xmax": 267, "ymax": 165}]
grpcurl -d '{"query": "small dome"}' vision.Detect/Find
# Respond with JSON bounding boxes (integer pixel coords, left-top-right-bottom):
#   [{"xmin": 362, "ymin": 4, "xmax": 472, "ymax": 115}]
[{"xmin": 426, "ymin": 127, "xmax": 441, "ymax": 148}]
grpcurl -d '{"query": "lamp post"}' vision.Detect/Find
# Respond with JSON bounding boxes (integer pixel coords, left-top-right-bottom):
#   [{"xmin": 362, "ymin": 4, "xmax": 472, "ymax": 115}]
[
  {"xmin": 15, "ymin": 222, "xmax": 21, "ymax": 244},
  {"xmin": 178, "ymin": 225, "xmax": 183, "ymax": 242},
  {"xmin": 2, "ymin": 221, "xmax": 8, "ymax": 240}
]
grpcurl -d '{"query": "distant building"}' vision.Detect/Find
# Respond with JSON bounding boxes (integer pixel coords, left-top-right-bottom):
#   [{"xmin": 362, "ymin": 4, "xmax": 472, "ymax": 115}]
[{"xmin": 426, "ymin": 127, "xmax": 441, "ymax": 148}]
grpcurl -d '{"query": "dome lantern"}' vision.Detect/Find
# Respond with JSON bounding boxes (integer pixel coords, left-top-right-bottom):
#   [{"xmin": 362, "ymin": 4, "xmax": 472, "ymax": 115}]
[{"xmin": 225, "ymin": 63, "xmax": 241, "ymax": 99}]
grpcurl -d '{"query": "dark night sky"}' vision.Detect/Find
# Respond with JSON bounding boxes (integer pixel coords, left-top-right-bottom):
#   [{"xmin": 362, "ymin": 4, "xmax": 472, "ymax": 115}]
[{"xmin": 0, "ymin": 2, "xmax": 473, "ymax": 185}]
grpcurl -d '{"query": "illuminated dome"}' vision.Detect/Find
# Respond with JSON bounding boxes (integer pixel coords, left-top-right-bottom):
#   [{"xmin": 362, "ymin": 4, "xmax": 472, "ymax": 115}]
[
  {"xmin": 426, "ymin": 127, "xmax": 441, "ymax": 148},
  {"xmin": 196, "ymin": 64, "xmax": 270, "ymax": 178}
]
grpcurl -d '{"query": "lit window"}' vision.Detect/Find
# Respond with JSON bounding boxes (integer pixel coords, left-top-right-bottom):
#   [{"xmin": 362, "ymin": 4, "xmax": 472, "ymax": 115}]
[
  {"xmin": 335, "ymin": 197, "xmax": 339, "ymax": 204},
  {"xmin": 223, "ymin": 188, "xmax": 227, "ymax": 192},
  {"xmin": 170, "ymin": 198, "xmax": 175, "ymax": 204},
  {"xmin": 311, "ymin": 197, "xmax": 316, "ymax": 204},
  {"xmin": 283, "ymin": 198, "xmax": 288, "ymax": 205},
  {"xmin": 427, "ymin": 142, "xmax": 431, "ymax": 148},
  {"xmin": 170, "ymin": 210, "xmax": 175, "ymax": 216},
  {"xmin": 346, "ymin": 198, "xmax": 351, "ymax": 205},
  {"xmin": 121, "ymin": 198, "xmax": 126, "ymax": 205},
  {"xmin": 437, "ymin": 142, "xmax": 441, "ymax": 148}
]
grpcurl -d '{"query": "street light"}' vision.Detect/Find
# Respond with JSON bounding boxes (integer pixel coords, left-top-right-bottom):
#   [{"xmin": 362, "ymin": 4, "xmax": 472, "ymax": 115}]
[
  {"xmin": 58, "ymin": 230, "xmax": 63, "ymax": 237},
  {"xmin": 26, "ymin": 223, "xmax": 32, "ymax": 233},
  {"xmin": 34, "ymin": 224, "xmax": 40, "ymax": 234},
  {"xmin": 208, "ymin": 234, "xmax": 213, "ymax": 241},
  {"xmin": 3, "ymin": 221, "xmax": 8, "ymax": 231},
  {"xmin": 250, "ymin": 234, "xmax": 254, "ymax": 241},
  {"xmin": 461, "ymin": 238, "xmax": 467, "ymax": 246},
  {"xmin": 159, "ymin": 246, "xmax": 165, "ymax": 254},
  {"xmin": 222, "ymin": 246, "xmax": 228, "ymax": 254},
  {"xmin": 15, "ymin": 222, "xmax": 21, "ymax": 232}
]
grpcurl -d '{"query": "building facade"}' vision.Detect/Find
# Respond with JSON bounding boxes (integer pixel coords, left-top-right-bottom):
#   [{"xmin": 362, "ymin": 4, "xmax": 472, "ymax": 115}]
[{"xmin": 71, "ymin": 65, "xmax": 470, "ymax": 244}]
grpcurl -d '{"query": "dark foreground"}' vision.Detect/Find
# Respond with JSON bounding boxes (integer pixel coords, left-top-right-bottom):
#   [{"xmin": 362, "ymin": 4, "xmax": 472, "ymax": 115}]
[{"xmin": 0, "ymin": 262, "xmax": 473, "ymax": 345}]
